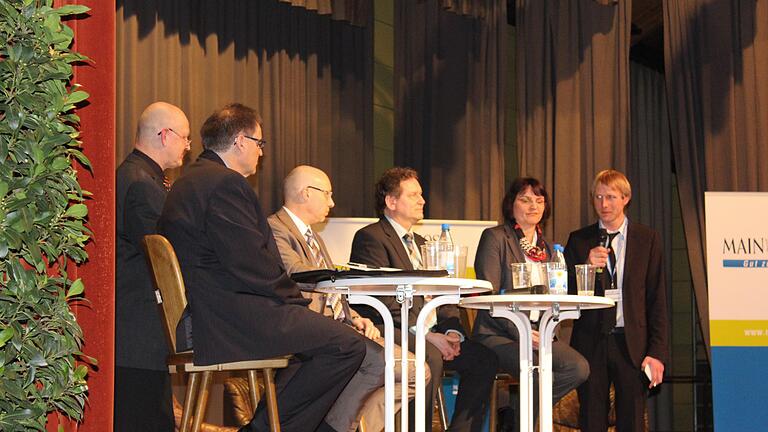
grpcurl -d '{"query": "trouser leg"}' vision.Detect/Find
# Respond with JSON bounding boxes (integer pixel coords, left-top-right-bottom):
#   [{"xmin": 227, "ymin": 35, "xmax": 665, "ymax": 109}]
[
  {"xmin": 244, "ymin": 314, "xmax": 366, "ymax": 432},
  {"xmin": 577, "ymin": 337, "xmax": 611, "ymax": 432},
  {"xmin": 114, "ymin": 366, "xmax": 174, "ymax": 432},
  {"xmin": 444, "ymin": 339, "xmax": 497, "ymax": 432},
  {"xmin": 324, "ymin": 336, "xmax": 385, "ymax": 432},
  {"xmin": 608, "ymin": 334, "xmax": 646, "ymax": 432}
]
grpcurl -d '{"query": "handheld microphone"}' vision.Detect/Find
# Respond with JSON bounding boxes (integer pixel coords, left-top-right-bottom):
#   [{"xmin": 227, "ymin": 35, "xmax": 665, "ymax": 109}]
[
  {"xmin": 598, "ymin": 228, "xmax": 610, "ymax": 247},
  {"xmin": 596, "ymin": 228, "xmax": 609, "ymax": 273}
]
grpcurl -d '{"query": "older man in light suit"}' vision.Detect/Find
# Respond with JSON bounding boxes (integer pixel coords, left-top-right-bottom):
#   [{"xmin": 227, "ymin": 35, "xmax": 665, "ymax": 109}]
[{"xmin": 268, "ymin": 165, "xmax": 428, "ymax": 432}]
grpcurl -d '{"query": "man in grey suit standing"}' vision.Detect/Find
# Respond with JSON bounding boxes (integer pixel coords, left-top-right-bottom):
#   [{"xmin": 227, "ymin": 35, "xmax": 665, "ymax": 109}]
[{"xmin": 268, "ymin": 165, "xmax": 428, "ymax": 432}]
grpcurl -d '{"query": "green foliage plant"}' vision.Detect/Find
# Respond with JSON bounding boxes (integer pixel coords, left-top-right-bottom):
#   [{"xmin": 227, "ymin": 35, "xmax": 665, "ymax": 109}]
[{"xmin": 0, "ymin": 1, "xmax": 95, "ymax": 430}]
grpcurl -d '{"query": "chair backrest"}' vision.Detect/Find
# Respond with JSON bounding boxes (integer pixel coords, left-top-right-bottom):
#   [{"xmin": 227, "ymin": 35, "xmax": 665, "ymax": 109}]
[{"xmin": 143, "ymin": 234, "xmax": 188, "ymax": 354}]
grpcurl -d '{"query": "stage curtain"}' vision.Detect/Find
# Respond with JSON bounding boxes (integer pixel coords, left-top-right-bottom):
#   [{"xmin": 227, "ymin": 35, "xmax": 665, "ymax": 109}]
[
  {"xmin": 516, "ymin": 0, "xmax": 632, "ymax": 244},
  {"xmin": 394, "ymin": 0, "xmax": 506, "ymax": 221},
  {"xmin": 116, "ymin": 0, "xmax": 373, "ymax": 216},
  {"xmin": 438, "ymin": 0, "xmax": 491, "ymax": 18},
  {"xmin": 627, "ymin": 61, "xmax": 674, "ymax": 431},
  {"xmin": 627, "ymin": 62, "xmax": 672, "ymax": 274},
  {"xmin": 279, "ymin": 0, "xmax": 371, "ymax": 26},
  {"xmin": 663, "ymin": 0, "xmax": 768, "ymax": 351}
]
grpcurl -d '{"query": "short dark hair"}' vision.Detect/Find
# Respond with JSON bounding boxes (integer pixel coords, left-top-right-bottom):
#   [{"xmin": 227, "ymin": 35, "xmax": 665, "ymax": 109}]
[
  {"xmin": 200, "ymin": 103, "xmax": 262, "ymax": 152},
  {"xmin": 375, "ymin": 167, "xmax": 419, "ymax": 215},
  {"xmin": 502, "ymin": 177, "xmax": 551, "ymax": 224}
]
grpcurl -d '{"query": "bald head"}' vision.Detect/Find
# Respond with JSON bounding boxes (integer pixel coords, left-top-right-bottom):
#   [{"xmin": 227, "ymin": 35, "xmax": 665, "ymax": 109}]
[
  {"xmin": 134, "ymin": 102, "xmax": 190, "ymax": 170},
  {"xmin": 283, "ymin": 165, "xmax": 335, "ymax": 225}
]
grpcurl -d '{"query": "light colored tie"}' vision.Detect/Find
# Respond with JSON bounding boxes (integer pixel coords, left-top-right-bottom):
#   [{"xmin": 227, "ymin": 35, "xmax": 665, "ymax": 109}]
[
  {"xmin": 402, "ymin": 232, "xmax": 423, "ymax": 270},
  {"xmin": 306, "ymin": 229, "xmax": 344, "ymax": 321},
  {"xmin": 403, "ymin": 233, "xmax": 436, "ymax": 330}
]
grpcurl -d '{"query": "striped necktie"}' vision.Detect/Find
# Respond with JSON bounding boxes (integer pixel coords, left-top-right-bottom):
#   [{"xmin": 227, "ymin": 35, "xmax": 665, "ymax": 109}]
[
  {"xmin": 306, "ymin": 229, "xmax": 344, "ymax": 321},
  {"xmin": 402, "ymin": 232, "xmax": 422, "ymax": 270}
]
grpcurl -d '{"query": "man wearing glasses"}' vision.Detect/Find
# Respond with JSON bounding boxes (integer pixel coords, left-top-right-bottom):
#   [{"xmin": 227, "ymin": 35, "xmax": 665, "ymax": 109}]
[
  {"xmin": 115, "ymin": 101, "xmax": 191, "ymax": 431},
  {"xmin": 564, "ymin": 169, "xmax": 668, "ymax": 432},
  {"xmin": 268, "ymin": 165, "xmax": 430, "ymax": 432},
  {"xmin": 158, "ymin": 103, "xmax": 366, "ymax": 432}
]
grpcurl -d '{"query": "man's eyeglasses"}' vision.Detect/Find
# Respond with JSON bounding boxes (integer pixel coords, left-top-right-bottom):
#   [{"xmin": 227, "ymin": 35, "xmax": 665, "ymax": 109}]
[
  {"xmin": 243, "ymin": 135, "xmax": 267, "ymax": 149},
  {"xmin": 306, "ymin": 185, "xmax": 333, "ymax": 199},
  {"xmin": 158, "ymin": 128, "xmax": 191, "ymax": 146}
]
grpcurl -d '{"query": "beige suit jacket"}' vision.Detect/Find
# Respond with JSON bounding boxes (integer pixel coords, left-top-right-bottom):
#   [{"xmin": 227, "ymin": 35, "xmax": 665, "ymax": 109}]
[{"xmin": 268, "ymin": 208, "xmax": 359, "ymax": 319}]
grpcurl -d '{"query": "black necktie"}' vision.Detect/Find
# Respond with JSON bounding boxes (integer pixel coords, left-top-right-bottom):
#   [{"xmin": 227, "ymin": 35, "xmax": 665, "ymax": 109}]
[
  {"xmin": 602, "ymin": 231, "xmax": 620, "ymax": 333},
  {"xmin": 606, "ymin": 232, "xmax": 620, "ymax": 289}
]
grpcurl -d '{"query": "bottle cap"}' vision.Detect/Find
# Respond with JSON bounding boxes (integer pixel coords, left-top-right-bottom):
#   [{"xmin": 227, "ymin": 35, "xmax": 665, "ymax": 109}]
[
  {"xmin": 554, "ymin": 244, "xmax": 564, "ymax": 252},
  {"xmin": 441, "ymin": 223, "xmax": 450, "ymax": 230}
]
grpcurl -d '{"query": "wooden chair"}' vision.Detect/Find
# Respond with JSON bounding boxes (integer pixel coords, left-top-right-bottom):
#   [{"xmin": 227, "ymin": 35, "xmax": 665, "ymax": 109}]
[{"xmin": 143, "ymin": 234, "xmax": 289, "ymax": 432}]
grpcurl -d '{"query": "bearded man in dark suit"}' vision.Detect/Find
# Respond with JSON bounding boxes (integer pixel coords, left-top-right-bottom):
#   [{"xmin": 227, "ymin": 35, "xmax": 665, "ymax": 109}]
[
  {"xmin": 564, "ymin": 169, "xmax": 668, "ymax": 432},
  {"xmin": 350, "ymin": 167, "xmax": 497, "ymax": 432},
  {"xmin": 157, "ymin": 103, "xmax": 365, "ymax": 432},
  {"xmin": 115, "ymin": 101, "xmax": 190, "ymax": 431}
]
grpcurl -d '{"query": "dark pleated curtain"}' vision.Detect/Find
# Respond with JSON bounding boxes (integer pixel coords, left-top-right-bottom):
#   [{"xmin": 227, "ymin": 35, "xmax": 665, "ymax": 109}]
[
  {"xmin": 627, "ymin": 61, "xmax": 674, "ymax": 431},
  {"xmin": 116, "ymin": 0, "xmax": 373, "ymax": 216},
  {"xmin": 516, "ymin": 0, "xmax": 632, "ymax": 244},
  {"xmin": 438, "ymin": 0, "xmax": 492, "ymax": 18},
  {"xmin": 280, "ymin": 0, "xmax": 371, "ymax": 26},
  {"xmin": 394, "ymin": 0, "xmax": 506, "ymax": 221},
  {"xmin": 663, "ymin": 0, "xmax": 768, "ymax": 351}
]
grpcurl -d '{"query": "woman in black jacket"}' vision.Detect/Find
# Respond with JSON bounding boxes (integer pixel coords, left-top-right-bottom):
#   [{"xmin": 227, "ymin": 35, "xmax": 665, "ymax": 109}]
[{"xmin": 472, "ymin": 177, "xmax": 589, "ymax": 405}]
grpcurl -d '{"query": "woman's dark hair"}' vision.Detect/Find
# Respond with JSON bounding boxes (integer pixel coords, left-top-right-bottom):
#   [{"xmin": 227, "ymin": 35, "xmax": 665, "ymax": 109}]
[{"xmin": 501, "ymin": 177, "xmax": 551, "ymax": 224}]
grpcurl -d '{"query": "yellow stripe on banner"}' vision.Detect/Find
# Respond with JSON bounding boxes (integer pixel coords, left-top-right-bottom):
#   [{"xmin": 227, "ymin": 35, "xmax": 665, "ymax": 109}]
[{"xmin": 711, "ymin": 320, "xmax": 768, "ymax": 346}]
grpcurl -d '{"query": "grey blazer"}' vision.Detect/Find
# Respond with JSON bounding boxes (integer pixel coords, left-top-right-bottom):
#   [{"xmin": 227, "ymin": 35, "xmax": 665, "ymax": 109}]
[
  {"xmin": 471, "ymin": 222, "xmax": 553, "ymax": 340},
  {"xmin": 268, "ymin": 208, "xmax": 359, "ymax": 320}
]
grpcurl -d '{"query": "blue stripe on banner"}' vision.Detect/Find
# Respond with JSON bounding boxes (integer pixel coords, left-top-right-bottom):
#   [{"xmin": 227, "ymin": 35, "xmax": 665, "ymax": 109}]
[
  {"xmin": 711, "ymin": 347, "xmax": 768, "ymax": 431},
  {"xmin": 722, "ymin": 259, "xmax": 768, "ymax": 267}
]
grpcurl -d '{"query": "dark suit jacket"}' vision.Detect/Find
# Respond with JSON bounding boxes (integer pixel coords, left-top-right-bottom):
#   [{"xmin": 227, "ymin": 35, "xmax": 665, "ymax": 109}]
[
  {"xmin": 472, "ymin": 222, "xmax": 553, "ymax": 340},
  {"xmin": 115, "ymin": 150, "xmax": 169, "ymax": 370},
  {"xmin": 349, "ymin": 218, "xmax": 462, "ymax": 334},
  {"xmin": 564, "ymin": 222, "xmax": 669, "ymax": 368},
  {"xmin": 157, "ymin": 150, "xmax": 312, "ymax": 366},
  {"xmin": 268, "ymin": 208, "xmax": 358, "ymax": 320}
]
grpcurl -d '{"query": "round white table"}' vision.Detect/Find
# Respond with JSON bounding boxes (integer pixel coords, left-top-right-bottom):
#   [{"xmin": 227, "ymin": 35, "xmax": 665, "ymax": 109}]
[
  {"xmin": 460, "ymin": 294, "xmax": 615, "ymax": 432},
  {"xmin": 316, "ymin": 276, "xmax": 492, "ymax": 432}
]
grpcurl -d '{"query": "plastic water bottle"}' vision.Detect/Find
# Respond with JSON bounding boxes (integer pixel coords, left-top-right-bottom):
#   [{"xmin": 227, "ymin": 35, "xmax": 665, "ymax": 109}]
[
  {"xmin": 438, "ymin": 223, "xmax": 454, "ymax": 245},
  {"xmin": 548, "ymin": 244, "xmax": 568, "ymax": 295},
  {"xmin": 439, "ymin": 224, "xmax": 455, "ymax": 275}
]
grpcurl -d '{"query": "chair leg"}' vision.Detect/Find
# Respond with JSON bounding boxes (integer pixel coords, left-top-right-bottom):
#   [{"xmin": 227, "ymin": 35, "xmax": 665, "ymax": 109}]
[
  {"xmin": 181, "ymin": 372, "xmax": 201, "ymax": 432},
  {"xmin": 247, "ymin": 370, "xmax": 261, "ymax": 412},
  {"xmin": 191, "ymin": 371, "xmax": 213, "ymax": 432},
  {"xmin": 436, "ymin": 384, "xmax": 448, "ymax": 431},
  {"xmin": 263, "ymin": 368, "xmax": 281, "ymax": 432},
  {"xmin": 489, "ymin": 379, "xmax": 499, "ymax": 432}
]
